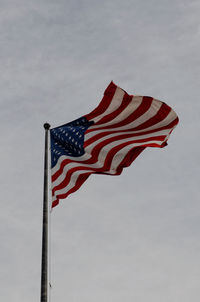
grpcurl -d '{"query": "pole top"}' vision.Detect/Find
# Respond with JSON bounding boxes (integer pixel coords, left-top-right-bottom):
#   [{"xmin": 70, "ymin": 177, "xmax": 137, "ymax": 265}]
[{"xmin": 43, "ymin": 123, "xmax": 51, "ymax": 130}]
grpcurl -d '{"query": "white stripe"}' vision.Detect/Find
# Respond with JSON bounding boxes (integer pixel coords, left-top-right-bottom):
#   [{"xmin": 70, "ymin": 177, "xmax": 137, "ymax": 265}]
[
  {"xmin": 52, "ymin": 128, "xmax": 169, "ymax": 186},
  {"xmin": 52, "ymin": 138, "xmax": 165, "ymax": 199},
  {"xmin": 108, "ymin": 136, "xmax": 169, "ymax": 175},
  {"xmin": 85, "ymin": 99, "xmax": 162, "ymax": 138},
  {"xmin": 52, "ymin": 133, "xmax": 166, "ymax": 188},
  {"xmin": 51, "ymin": 108, "xmax": 176, "ymax": 176},
  {"xmin": 52, "ymin": 127, "xmax": 171, "ymax": 184},
  {"xmin": 85, "ymin": 112, "xmax": 177, "ymax": 141},
  {"xmin": 92, "ymin": 87, "xmax": 125, "ymax": 123},
  {"xmin": 84, "ymin": 128, "xmax": 171, "ymax": 148},
  {"xmin": 51, "ymin": 153, "xmax": 88, "ymax": 175},
  {"xmin": 52, "ymin": 171, "xmax": 82, "ymax": 202},
  {"xmin": 90, "ymin": 96, "xmax": 143, "ymax": 129}
]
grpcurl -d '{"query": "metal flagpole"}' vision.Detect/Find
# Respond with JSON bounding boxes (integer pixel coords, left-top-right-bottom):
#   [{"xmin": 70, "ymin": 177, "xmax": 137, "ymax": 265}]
[{"xmin": 41, "ymin": 123, "xmax": 51, "ymax": 302}]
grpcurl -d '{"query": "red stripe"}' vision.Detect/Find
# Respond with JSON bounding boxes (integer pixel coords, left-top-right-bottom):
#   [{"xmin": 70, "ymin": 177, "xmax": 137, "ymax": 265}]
[
  {"xmin": 86, "ymin": 96, "xmax": 153, "ymax": 132},
  {"xmin": 52, "ymin": 101, "xmax": 177, "ymax": 184},
  {"xmin": 52, "ymin": 141, "xmax": 164, "ymax": 204},
  {"xmin": 84, "ymin": 117, "xmax": 178, "ymax": 148},
  {"xmin": 84, "ymin": 82, "xmax": 117, "ymax": 121},
  {"xmin": 52, "ymin": 136, "xmax": 165, "ymax": 195},
  {"xmin": 86, "ymin": 133, "xmax": 166, "ymax": 153},
  {"xmin": 52, "ymin": 114, "xmax": 177, "ymax": 184},
  {"xmin": 53, "ymin": 129, "xmax": 168, "ymax": 183},
  {"xmin": 84, "ymin": 134, "xmax": 166, "ymax": 167},
  {"xmin": 52, "ymin": 200, "xmax": 59, "ymax": 208},
  {"xmin": 52, "ymin": 173, "xmax": 90, "ymax": 208},
  {"xmin": 114, "ymin": 147, "xmax": 146, "ymax": 175},
  {"xmin": 52, "ymin": 128, "xmax": 167, "ymax": 183},
  {"xmin": 132, "ymin": 103, "xmax": 171, "ymax": 131},
  {"xmin": 94, "ymin": 92, "xmax": 132, "ymax": 125},
  {"xmin": 52, "ymin": 158, "xmax": 73, "ymax": 182}
]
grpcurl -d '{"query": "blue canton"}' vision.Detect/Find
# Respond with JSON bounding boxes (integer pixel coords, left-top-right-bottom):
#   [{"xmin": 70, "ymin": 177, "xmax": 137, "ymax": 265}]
[{"xmin": 50, "ymin": 116, "xmax": 93, "ymax": 168}]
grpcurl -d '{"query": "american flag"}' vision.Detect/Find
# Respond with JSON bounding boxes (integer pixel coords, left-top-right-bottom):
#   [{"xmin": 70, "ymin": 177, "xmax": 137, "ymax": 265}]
[{"xmin": 50, "ymin": 82, "xmax": 179, "ymax": 207}]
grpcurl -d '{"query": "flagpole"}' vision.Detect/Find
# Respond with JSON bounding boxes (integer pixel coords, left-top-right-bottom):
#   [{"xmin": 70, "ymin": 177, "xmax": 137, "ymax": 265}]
[{"xmin": 41, "ymin": 123, "xmax": 51, "ymax": 302}]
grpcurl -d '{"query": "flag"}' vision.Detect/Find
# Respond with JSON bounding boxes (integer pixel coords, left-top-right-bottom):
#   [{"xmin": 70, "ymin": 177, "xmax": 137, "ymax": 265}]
[{"xmin": 50, "ymin": 82, "xmax": 179, "ymax": 207}]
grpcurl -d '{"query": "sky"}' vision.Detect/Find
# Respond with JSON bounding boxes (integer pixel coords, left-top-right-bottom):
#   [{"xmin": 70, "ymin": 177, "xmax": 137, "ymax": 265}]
[{"xmin": 1, "ymin": 0, "xmax": 200, "ymax": 301}]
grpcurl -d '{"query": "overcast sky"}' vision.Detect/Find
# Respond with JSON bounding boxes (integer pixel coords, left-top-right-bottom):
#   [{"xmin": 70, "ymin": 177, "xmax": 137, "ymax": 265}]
[{"xmin": 1, "ymin": 0, "xmax": 200, "ymax": 301}]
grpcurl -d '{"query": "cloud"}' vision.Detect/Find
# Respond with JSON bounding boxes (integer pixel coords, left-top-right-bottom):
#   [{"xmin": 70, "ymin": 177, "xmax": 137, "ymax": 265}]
[{"xmin": 1, "ymin": 0, "xmax": 199, "ymax": 301}]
